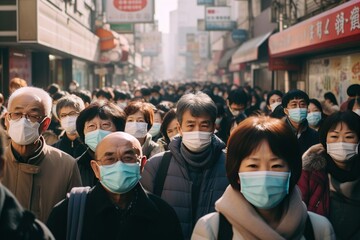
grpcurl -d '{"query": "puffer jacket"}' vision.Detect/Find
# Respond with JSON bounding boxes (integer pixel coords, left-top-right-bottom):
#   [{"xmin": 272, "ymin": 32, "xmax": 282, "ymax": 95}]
[
  {"xmin": 298, "ymin": 144, "xmax": 330, "ymax": 217},
  {"xmin": 140, "ymin": 135, "xmax": 228, "ymax": 240}
]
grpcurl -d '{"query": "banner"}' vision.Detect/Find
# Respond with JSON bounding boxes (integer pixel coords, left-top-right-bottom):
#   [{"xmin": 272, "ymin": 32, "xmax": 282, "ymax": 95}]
[
  {"xmin": 106, "ymin": 0, "xmax": 154, "ymax": 23},
  {"xmin": 205, "ymin": 7, "xmax": 236, "ymax": 31}
]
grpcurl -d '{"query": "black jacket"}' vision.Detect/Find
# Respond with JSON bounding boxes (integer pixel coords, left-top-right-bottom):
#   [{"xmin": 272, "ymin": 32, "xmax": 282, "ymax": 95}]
[
  {"xmin": 52, "ymin": 134, "xmax": 87, "ymax": 159},
  {"xmin": 76, "ymin": 148, "xmax": 97, "ymax": 187},
  {"xmin": 0, "ymin": 183, "xmax": 54, "ymax": 240},
  {"xmin": 47, "ymin": 183, "xmax": 183, "ymax": 240}
]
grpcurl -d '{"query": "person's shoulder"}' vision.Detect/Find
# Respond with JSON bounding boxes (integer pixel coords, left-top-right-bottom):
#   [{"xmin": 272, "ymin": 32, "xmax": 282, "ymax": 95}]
[
  {"xmin": 192, "ymin": 212, "xmax": 219, "ymax": 240},
  {"xmin": 308, "ymin": 211, "xmax": 336, "ymax": 240},
  {"xmin": 44, "ymin": 144, "xmax": 76, "ymax": 161}
]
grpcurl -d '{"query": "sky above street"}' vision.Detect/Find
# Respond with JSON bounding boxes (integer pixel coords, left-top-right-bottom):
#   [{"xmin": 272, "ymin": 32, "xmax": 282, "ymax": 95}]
[{"xmin": 155, "ymin": 0, "xmax": 178, "ymax": 33}]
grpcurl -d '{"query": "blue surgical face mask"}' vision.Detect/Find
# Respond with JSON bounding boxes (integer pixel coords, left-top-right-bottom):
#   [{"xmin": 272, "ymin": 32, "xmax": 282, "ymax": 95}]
[
  {"xmin": 99, "ymin": 161, "xmax": 141, "ymax": 194},
  {"xmin": 84, "ymin": 129, "xmax": 112, "ymax": 151},
  {"xmin": 288, "ymin": 108, "xmax": 307, "ymax": 123},
  {"xmin": 149, "ymin": 123, "xmax": 161, "ymax": 137},
  {"xmin": 239, "ymin": 171, "xmax": 291, "ymax": 209},
  {"xmin": 307, "ymin": 112, "xmax": 322, "ymax": 126}
]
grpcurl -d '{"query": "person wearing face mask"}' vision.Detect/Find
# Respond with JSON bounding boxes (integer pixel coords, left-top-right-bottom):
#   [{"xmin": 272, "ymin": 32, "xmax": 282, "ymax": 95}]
[
  {"xmin": 149, "ymin": 107, "xmax": 165, "ymax": 142},
  {"xmin": 157, "ymin": 108, "xmax": 179, "ymax": 151},
  {"xmin": 266, "ymin": 90, "xmax": 283, "ymax": 115},
  {"xmin": 192, "ymin": 116, "xmax": 335, "ymax": 240},
  {"xmin": 52, "ymin": 95, "xmax": 87, "ymax": 158},
  {"xmin": 307, "ymin": 98, "xmax": 327, "ymax": 131},
  {"xmin": 2, "ymin": 87, "xmax": 82, "ymax": 222},
  {"xmin": 124, "ymin": 101, "xmax": 163, "ymax": 159},
  {"xmin": 299, "ymin": 111, "xmax": 360, "ymax": 239},
  {"xmin": 141, "ymin": 92, "xmax": 228, "ymax": 240},
  {"xmin": 217, "ymin": 88, "xmax": 249, "ymax": 143},
  {"xmin": 347, "ymin": 97, "xmax": 360, "ymax": 116},
  {"xmin": 282, "ymin": 89, "xmax": 319, "ymax": 156},
  {"xmin": 76, "ymin": 101, "xmax": 126, "ymax": 187},
  {"xmin": 47, "ymin": 132, "xmax": 183, "ymax": 240}
]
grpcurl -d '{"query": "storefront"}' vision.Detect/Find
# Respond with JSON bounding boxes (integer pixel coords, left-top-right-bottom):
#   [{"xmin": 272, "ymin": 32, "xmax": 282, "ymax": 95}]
[{"xmin": 269, "ymin": 1, "xmax": 360, "ymax": 103}]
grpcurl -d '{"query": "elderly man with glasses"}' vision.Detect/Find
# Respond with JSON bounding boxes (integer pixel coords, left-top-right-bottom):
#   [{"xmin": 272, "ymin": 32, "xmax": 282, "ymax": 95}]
[
  {"xmin": 47, "ymin": 132, "xmax": 183, "ymax": 240},
  {"xmin": 1, "ymin": 86, "xmax": 82, "ymax": 222}
]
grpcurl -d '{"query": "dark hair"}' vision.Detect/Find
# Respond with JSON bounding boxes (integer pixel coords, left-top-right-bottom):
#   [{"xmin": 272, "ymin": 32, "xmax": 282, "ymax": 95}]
[
  {"xmin": 47, "ymin": 83, "xmax": 60, "ymax": 96},
  {"xmin": 282, "ymin": 89, "xmax": 309, "ymax": 108},
  {"xmin": 266, "ymin": 90, "xmax": 283, "ymax": 105},
  {"xmin": 113, "ymin": 90, "xmax": 129, "ymax": 101},
  {"xmin": 176, "ymin": 92, "xmax": 217, "ymax": 125},
  {"xmin": 347, "ymin": 84, "xmax": 360, "ymax": 97},
  {"xmin": 156, "ymin": 101, "xmax": 175, "ymax": 113},
  {"xmin": 52, "ymin": 91, "xmax": 68, "ymax": 102},
  {"xmin": 76, "ymin": 101, "xmax": 126, "ymax": 141},
  {"xmin": 96, "ymin": 88, "xmax": 114, "ymax": 101},
  {"xmin": 124, "ymin": 102, "xmax": 154, "ymax": 131},
  {"xmin": 73, "ymin": 90, "xmax": 92, "ymax": 105},
  {"xmin": 319, "ymin": 111, "xmax": 360, "ymax": 149},
  {"xmin": 324, "ymin": 92, "xmax": 338, "ymax": 106},
  {"xmin": 269, "ymin": 105, "xmax": 286, "ymax": 119},
  {"xmin": 226, "ymin": 116, "xmax": 302, "ymax": 192},
  {"xmin": 227, "ymin": 89, "xmax": 248, "ymax": 105},
  {"xmin": 347, "ymin": 97, "xmax": 360, "ymax": 110},
  {"xmin": 309, "ymin": 98, "xmax": 323, "ymax": 113},
  {"xmin": 160, "ymin": 109, "xmax": 177, "ymax": 143}
]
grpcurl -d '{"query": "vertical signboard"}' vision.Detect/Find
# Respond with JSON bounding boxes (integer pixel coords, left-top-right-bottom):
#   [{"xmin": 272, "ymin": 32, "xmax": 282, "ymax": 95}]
[
  {"xmin": 205, "ymin": 7, "xmax": 236, "ymax": 31},
  {"xmin": 106, "ymin": 0, "xmax": 154, "ymax": 23}
]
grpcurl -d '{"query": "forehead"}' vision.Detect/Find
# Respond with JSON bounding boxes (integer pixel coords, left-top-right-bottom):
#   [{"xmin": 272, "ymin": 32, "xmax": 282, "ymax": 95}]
[
  {"xmin": 97, "ymin": 136, "xmax": 141, "ymax": 157},
  {"xmin": 269, "ymin": 94, "xmax": 281, "ymax": 100},
  {"xmin": 59, "ymin": 106, "xmax": 77, "ymax": 113},
  {"xmin": 181, "ymin": 110, "xmax": 211, "ymax": 122},
  {"xmin": 9, "ymin": 94, "xmax": 45, "ymax": 113},
  {"xmin": 330, "ymin": 122, "xmax": 352, "ymax": 132},
  {"xmin": 128, "ymin": 111, "xmax": 144, "ymax": 118},
  {"xmin": 85, "ymin": 116, "xmax": 112, "ymax": 124}
]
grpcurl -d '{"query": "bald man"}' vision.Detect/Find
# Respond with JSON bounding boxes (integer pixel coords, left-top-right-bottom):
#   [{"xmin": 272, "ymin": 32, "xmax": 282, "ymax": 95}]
[
  {"xmin": 2, "ymin": 86, "xmax": 81, "ymax": 222},
  {"xmin": 47, "ymin": 132, "xmax": 183, "ymax": 240}
]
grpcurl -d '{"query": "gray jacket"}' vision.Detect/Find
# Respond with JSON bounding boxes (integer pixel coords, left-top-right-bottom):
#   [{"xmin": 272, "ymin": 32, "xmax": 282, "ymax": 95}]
[{"xmin": 141, "ymin": 135, "xmax": 228, "ymax": 240}]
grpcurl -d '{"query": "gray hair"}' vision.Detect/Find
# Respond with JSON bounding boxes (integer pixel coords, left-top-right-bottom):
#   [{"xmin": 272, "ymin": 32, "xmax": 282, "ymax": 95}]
[
  {"xmin": 56, "ymin": 94, "xmax": 85, "ymax": 117},
  {"xmin": 176, "ymin": 91, "xmax": 217, "ymax": 125},
  {"xmin": 8, "ymin": 86, "xmax": 52, "ymax": 116}
]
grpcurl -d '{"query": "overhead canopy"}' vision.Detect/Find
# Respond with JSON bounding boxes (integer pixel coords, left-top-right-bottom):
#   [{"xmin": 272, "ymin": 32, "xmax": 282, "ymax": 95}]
[
  {"xmin": 231, "ymin": 31, "xmax": 272, "ymax": 64},
  {"xmin": 218, "ymin": 47, "xmax": 238, "ymax": 68}
]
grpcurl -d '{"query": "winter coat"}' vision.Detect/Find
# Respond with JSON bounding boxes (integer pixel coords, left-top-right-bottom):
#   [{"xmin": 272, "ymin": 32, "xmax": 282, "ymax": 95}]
[
  {"xmin": 47, "ymin": 183, "xmax": 183, "ymax": 240},
  {"xmin": 1, "ymin": 137, "xmax": 82, "ymax": 222},
  {"xmin": 76, "ymin": 148, "xmax": 97, "ymax": 187},
  {"xmin": 0, "ymin": 183, "xmax": 55, "ymax": 239},
  {"xmin": 140, "ymin": 135, "xmax": 228, "ymax": 240},
  {"xmin": 52, "ymin": 134, "xmax": 87, "ymax": 159},
  {"xmin": 298, "ymin": 144, "xmax": 360, "ymax": 240},
  {"xmin": 192, "ymin": 186, "xmax": 335, "ymax": 240}
]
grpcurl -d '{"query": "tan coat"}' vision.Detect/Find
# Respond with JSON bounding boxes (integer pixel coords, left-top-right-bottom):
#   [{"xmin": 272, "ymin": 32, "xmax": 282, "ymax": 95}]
[{"xmin": 1, "ymin": 138, "xmax": 82, "ymax": 222}]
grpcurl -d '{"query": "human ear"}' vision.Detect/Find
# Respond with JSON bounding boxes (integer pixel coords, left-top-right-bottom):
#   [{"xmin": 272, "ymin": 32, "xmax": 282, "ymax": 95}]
[{"xmin": 90, "ymin": 160, "xmax": 101, "ymax": 179}]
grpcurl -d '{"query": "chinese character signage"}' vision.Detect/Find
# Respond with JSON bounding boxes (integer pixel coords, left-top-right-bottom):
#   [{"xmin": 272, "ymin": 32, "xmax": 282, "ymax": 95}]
[
  {"xmin": 205, "ymin": 7, "xmax": 236, "ymax": 31},
  {"xmin": 106, "ymin": 0, "xmax": 154, "ymax": 23},
  {"xmin": 269, "ymin": 1, "xmax": 360, "ymax": 57}
]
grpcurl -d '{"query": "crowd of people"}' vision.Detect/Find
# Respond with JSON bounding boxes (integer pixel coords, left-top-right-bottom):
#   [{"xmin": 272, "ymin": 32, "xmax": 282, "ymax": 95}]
[{"xmin": 0, "ymin": 77, "xmax": 359, "ymax": 240}]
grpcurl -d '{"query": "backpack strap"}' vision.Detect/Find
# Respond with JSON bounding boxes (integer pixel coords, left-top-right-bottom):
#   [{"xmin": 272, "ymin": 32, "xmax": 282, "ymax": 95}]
[
  {"xmin": 218, "ymin": 213, "xmax": 233, "ymax": 240},
  {"xmin": 153, "ymin": 151, "xmax": 172, "ymax": 197},
  {"xmin": 66, "ymin": 186, "xmax": 90, "ymax": 240},
  {"xmin": 304, "ymin": 213, "xmax": 315, "ymax": 240}
]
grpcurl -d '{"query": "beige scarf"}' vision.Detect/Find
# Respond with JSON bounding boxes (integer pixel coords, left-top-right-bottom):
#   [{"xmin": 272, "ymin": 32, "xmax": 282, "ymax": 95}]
[{"xmin": 215, "ymin": 185, "xmax": 308, "ymax": 240}]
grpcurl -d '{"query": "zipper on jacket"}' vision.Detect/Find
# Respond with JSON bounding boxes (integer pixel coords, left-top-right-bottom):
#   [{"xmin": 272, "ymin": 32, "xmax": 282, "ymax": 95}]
[
  {"xmin": 71, "ymin": 141, "xmax": 74, "ymax": 148},
  {"xmin": 315, "ymin": 200, "xmax": 320, "ymax": 208}
]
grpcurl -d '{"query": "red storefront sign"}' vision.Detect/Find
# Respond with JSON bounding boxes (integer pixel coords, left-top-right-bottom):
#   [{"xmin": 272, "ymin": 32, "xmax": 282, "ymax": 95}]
[
  {"xmin": 228, "ymin": 63, "xmax": 246, "ymax": 72},
  {"xmin": 269, "ymin": 1, "xmax": 360, "ymax": 58},
  {"xmin": 268, "ymin": 57, "xmax": 300, "ymax": 71}
]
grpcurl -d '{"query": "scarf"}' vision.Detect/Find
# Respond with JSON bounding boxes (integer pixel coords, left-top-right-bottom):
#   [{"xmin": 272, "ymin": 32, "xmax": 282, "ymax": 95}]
[
  {"xmin": 325, "ymin": 154, "xmax": 360, "ymax": 183},
  {"xmin": 215, "ymin": 186, "xmax": 308, "ymax": 240}
]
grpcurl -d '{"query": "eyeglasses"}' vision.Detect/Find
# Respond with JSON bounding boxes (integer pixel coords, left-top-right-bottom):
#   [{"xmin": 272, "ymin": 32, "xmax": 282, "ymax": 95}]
[
  {"xmin": 8, "ymin": 112, "xmax": 44, "ymax": 123},
  {"xmin": 85, "ymin": 121, "xmax": 114, "ymax": 132},
  {"xmin": 59, "ymin": 111, "xmax": 79, "ymax": 119},
  {"xmin": 97, "ymin": 154, "xmax": 141, "ymax": 165}
]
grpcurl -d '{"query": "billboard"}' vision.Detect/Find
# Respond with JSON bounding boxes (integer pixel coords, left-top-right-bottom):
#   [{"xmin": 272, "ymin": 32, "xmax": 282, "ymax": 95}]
[
  {"xmin": 205, "ymin": 7, "xmax": 236, "ymax": 31},
  {"xmin": 106, "ymin": 0, "xmax": 154, "ymax": 23}
]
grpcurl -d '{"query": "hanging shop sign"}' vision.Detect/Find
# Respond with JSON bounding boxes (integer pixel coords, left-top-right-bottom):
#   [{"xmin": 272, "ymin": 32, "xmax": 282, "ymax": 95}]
[
  {"xmin": 205, "ymin": 7, "xmax": 236, "ymax": 31},
  {"xmin": 106, "ymin": 0, "xmax": 154, "ymax": 23}
]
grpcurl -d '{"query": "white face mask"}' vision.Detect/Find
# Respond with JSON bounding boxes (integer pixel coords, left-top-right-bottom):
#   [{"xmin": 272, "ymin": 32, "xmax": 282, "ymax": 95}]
[
  {"xmin": 229, "ymin": 108, "xmax": 241, "ymax": 117},
  {"xmin": 52, "ymin": 105, "xmax": 58, "ymax": 119},
  {"xmin": 353, "ymin": 109, "xmax": 360, "ymax": 116},
  {"xmin": 181, "ymin": 131, "xmax": 212, "ymax": 152},
  {"xmin": 8, "ymin": 118, "xmax": 41, "ymax": 145},
  {"xmin": 125, "ymin": 122, "xmax": 148, "ymax": 138},
  {"xmin": 270, "ymin": 102, "xmax": 281, "ymax": 112},
  {"xmin": 327, "ymin": 142, "xmax": 359, "ymax": 162},
  {"xmin": 60, "ymin": 116, "xmax": 77, "ymax": 135},
  {"xmin": 149, "ymin": 123, "xmax": 161, "ymax": 137}
]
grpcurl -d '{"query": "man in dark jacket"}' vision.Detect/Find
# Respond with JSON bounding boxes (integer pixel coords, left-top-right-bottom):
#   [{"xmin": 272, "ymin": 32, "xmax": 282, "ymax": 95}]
[
  {"xmin": 282, "ymin": 89, "xmax": 319, "ymax": 156},
  {"xmin": 141, "ymin": 92, "xmax": 228, "ymax": 239},
  {"xmin": 47, "ymin": 132, "xmax": 182, "ymax": 240}
]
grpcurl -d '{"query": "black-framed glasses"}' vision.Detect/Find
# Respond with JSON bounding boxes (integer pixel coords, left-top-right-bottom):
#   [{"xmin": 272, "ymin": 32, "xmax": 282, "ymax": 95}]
[
  {"xmin": 8, "ymin": 112, "xmax": 44, "ymax": 123},
  {"xmin": 96, "ymin": 154, "xmax": 141, "ymax": 165}
]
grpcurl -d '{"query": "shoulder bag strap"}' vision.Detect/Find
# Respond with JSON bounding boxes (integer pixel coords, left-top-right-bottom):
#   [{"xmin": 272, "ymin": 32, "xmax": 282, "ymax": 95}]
[
  {"xmin": 153, "ymin": 151, "xmax": 172, "ymax": 197},
  {"xmin": 218, "ymin": 213, "xmax": 233, "ymax": 240}
]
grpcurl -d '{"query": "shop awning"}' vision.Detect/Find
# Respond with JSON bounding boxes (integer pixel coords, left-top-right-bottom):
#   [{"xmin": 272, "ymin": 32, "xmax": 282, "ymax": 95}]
[
  {"xmin": 218, "ymin": 47, "xmax": 238, "ymax": 68},
  {"xmin": 269, "ymin": 1, "xmax": 360, "ymax": 58},
  {"xmin": 231, "ymin": 31, "xmax": 272, "ymax": 64}
]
